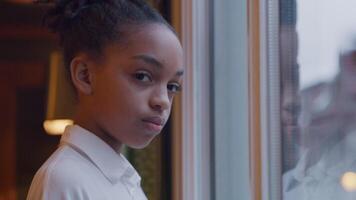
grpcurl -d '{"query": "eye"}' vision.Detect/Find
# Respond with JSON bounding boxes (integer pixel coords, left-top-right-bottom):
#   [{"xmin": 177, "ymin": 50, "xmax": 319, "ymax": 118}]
[
  {"xmin": 167, "ymin": 82, "xmax": 182, "ymax": 93},
  {"xmin": 134, "ymin": 71, "xmax": 152, "ymax": 82}
]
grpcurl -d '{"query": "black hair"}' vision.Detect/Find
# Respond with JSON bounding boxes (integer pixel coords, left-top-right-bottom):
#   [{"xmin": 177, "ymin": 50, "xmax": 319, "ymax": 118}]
[{"xmin": 40, "ymin": 0, "xmax": 174, "ymax": 70}]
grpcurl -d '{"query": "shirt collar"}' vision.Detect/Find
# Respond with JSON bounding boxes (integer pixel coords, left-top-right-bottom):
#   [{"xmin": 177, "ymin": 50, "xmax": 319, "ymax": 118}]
[{"xmin": 60, "ymin": 125, "xmax": 141, "ymax": 186}]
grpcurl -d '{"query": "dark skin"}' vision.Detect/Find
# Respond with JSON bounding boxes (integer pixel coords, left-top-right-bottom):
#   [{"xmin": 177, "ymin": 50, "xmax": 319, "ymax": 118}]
[{"xmin": 69, "ymin": 23, "xmax": 184, "ymax": 153}]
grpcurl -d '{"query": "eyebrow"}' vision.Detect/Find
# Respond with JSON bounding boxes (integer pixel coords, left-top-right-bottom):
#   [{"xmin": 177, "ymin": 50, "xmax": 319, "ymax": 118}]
[
  {"xmin": 132, "ymin": 54, "xmax": 184, "ymax": 77},
  {"xmin": 133, "ymin": 54, "xmax": 163, "ymax": 69}
]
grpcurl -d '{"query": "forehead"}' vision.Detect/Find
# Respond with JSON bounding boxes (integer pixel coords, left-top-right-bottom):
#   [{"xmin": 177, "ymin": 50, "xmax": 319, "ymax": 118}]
[
  {"xmin": 104, "ymin": 24, "xmax": 183, "ymax": 61},
  {"xmin": 108, "ymin": 23, "xmax": 182, "ymax": 53}
]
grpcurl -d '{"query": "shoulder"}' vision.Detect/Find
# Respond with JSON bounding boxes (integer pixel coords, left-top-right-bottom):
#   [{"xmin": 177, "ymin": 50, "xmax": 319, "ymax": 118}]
[{"xmin": 27, "ymin": 146, "xmax": 94, "ymax": 200}]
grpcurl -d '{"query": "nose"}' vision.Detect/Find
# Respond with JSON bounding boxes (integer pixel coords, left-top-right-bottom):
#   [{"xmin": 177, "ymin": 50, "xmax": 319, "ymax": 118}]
[{"xmin": 149, "ymin": 86, "xmax": 170, "ymax": 113}]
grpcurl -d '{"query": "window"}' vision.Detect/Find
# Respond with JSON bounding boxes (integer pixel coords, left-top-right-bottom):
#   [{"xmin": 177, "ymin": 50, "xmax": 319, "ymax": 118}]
[
  {"xmin": 174, "ymin": 0, "xmax": 251, "ymax": 199},
  {"xmin": 278, "ymin": 0, "xmax": 356, "ymax": 199}
]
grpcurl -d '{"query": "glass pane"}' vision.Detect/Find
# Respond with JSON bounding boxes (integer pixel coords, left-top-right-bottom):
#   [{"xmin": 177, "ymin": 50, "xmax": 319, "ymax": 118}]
[{"xmin": 281, "ymin": 0, "xmax": 356, "ymax": 199}]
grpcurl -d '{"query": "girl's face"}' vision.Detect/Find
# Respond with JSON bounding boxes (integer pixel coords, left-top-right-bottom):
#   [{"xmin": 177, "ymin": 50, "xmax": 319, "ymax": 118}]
[{"xmin": 85, "ymin": 24, "xmax": 183, "ymax": 149}]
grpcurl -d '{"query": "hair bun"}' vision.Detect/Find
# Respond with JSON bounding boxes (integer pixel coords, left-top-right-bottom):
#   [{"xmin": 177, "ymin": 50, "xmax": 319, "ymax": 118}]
[{"xmin": 43, "ymin": 0, "xmax": 102, "ymax": 33}]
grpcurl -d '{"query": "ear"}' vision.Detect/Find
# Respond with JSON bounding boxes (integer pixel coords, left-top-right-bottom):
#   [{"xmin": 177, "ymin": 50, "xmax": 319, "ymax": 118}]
[{"xmin": 70, "ymin": 57, "xmax": 94, "ymax": 95}]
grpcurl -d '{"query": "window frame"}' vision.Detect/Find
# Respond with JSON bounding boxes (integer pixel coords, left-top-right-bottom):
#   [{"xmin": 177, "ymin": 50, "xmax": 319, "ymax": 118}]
[
  {"xmin": 259, "ymin": 0, "xmax": 283, "ymax": 199},
  {"xmin": 171, "ymin": 0, "xmax": 253, "ymax": 199}
]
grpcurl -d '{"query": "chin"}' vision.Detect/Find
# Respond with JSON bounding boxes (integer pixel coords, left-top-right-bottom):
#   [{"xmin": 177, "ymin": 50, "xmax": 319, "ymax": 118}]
[
  {"xmin": 127, "ymin": 136, "xmax": 156, "ymax": 149},
  {"xmin": 127, "ymin": 142, "xmax": 151, "ymax": 149}
]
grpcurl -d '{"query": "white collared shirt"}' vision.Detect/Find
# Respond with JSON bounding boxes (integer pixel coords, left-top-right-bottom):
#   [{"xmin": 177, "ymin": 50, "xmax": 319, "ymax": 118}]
[
  {"xmin": 27, "ymin": 125, "xmax": 147, "ymax": 200},
  {"xmin": 283, "ymin": 130, "xmax": 356, "ymax": 200}
]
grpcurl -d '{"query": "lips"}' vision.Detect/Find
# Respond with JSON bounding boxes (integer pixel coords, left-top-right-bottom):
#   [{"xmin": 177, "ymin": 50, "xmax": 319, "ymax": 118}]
[
  {"xmin": 142, "ymin": 116, "xmax": 165, "ymax": 132},
  {"xmin": 142, "ymin": 116, "xmax": 165, "ymax": 126}
]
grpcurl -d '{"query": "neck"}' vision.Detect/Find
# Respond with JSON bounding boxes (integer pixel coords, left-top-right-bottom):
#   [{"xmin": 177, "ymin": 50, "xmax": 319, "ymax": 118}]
[{"xmin": 73, "ymin": 107, "xmax": 123, "ymax": 153}]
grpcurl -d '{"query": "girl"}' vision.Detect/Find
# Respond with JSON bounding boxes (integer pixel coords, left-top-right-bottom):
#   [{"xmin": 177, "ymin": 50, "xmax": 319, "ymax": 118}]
[{"xmin": 27, "ymin": 0, "xmax": 184, "ymax": 199}]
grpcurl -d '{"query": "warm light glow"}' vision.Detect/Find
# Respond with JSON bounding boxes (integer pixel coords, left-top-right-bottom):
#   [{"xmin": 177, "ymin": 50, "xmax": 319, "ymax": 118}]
[
  {"xmin": 341, "ymin": 172, "xmax": 356, "ymax": 192},
  {"xmin": 43, "ymin": 119, "xmax": 73, "ymax": 135}
]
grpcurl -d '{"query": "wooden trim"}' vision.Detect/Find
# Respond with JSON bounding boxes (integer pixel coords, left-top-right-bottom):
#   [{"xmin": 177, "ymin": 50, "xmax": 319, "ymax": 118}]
[
  {"xmin": 248, "ymin": 0, "xmax": 262, "ymax": 199},
  {"xmin": 0, "ymin": 26, "xmax": 55, "ymax": 40},
  {"xmin": 171, "ymin": 96, "xmax": 182, "ymax": 200},
  {"xmin": 171, "ymin": 0, "xmax": 212, "ymax": 199},
  {"xmin": 171, "ymin": 0, "xmax": 182, "ymax": 200},
  {"xmin": 0, "ymin": 61, "xmax": 46, "ymax": 200},
  {"xmin": 0, "ymin": 61, "xmax": 46, "ymax": 87},
  {"xmin": 0, "ymin": 84, "xmax": 17, "ymax": 200},
  {"xmin": 171, "ymin": 0, "xmax": 181, "ymax": 39}
]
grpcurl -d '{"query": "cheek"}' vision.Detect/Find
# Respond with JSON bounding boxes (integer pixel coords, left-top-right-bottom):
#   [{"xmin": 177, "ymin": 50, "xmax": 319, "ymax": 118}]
[
  {"xmin": 91, "ymin": 79, "xmax": 124, "ymax": 116},
  {"xmin": 94, "ymin": 80, "xmax": 147, "ymax": 119}
]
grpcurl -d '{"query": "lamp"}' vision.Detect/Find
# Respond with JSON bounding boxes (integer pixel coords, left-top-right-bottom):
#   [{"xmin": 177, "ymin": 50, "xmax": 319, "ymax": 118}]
[{"xmin": 43, "ymin": 52, "xmax": 76, "ymax": 135}]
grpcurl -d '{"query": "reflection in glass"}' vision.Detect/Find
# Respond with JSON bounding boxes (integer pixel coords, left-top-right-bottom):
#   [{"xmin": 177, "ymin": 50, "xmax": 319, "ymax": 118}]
[{"xmin": 281, "ymin": 0, "xmax": 356, "ymax": 199}]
